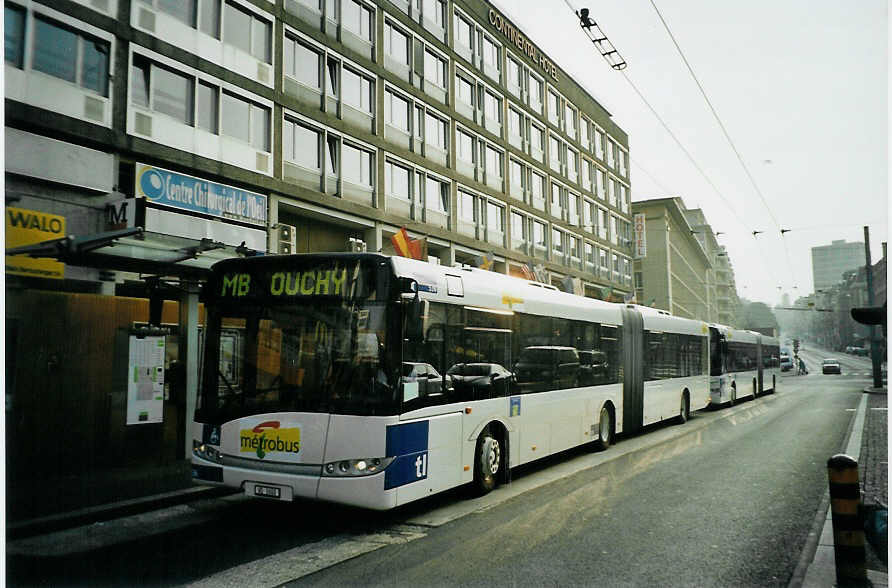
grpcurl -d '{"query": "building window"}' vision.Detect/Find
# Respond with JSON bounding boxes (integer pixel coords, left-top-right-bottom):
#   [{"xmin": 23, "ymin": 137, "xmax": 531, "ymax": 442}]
[
  {"xmin": 486, "ymin": 200, "xmax": 504, "ymax": 233},
  {"xmin": 283, "ymin": 119, "xmax": 320, "ymax": 170},
  {"xmin": 568, "ymin": 191, "xmax": 579, "ymax": 225},
  {"xmin": 565, "ymin": 103, "xmax": 577, "ymax": 138},
  {"xmin": 533, "ymin": 220, "xmax": 547, "ymax": 249},
  {"xmin": 342, "ymin": 0, "xmax": 373, "ymax": 42},
  {"xmin": 549, "ymin": 135, "xmax": 562, "ymax": 172},
  {"xmin": 385, "ymin": 88, "xmax": 410, "ymax": 133},
  {"xmin": 32, "ymin": 15, "xmax": 110, "ymax": 97},
  {"xmin": 421, "ymin": 0, "xmax": 446, "ymax": 29},
  {"xmin": 385, "ymin": 21, "xmax": 409, "ymax": 66},
  {"xmin": 484, "ymin": 89, "xmax": 501, "ymax": 125},
  {"xmin": 456, "ymin": 73, "xmax": 475, "ymax": 110},
  {"xmin": 580, "ymin": 117, "xmax": 590, "ymax": 151},
  {"xmin": 594, "ymin": 128, "xmax": 605, "ymax": 160},
  {"xmin": 425, "ymin": 175, "xmax": 449, "ymax": 214},
  {"xmin": 506, "ymin": 54, "xmax": 522, "ymax": 97},
  {"xmin": 547, "ymin": 89, "xmax": 560, "ymax": 126},
  {"xmin": 457, "ymin": 128, "xmax": 476, "ymax": 165},
  {"xmin": 568, "ymin": 234, "xmax": 580, "ymax": 259},
  {"xmin": 386, "ymin": 161, "xmax": 411, "ymax": 200},
  {"xmin": 459, "ymin": 189, "xmax": 476, "ymax": 223},
  {"xmin": 342, "ymin": 142, "xmax": 374, "ymax": 189},
  {"xmin": 424, "ymin": 48, "xmax": 447, "ymax": 89},
  {"xmin": 132, "ymin": 56, "xmax": 193, "ymax": 124},
  {"xmin": 567, "ymin": 147, "xmax": 578, "ymax": 182},
  {"xmin": 5, "ymin": 5, "xmax": 25, "ymax": 69},
  {"xmin": 481, "ymin": 34, "xmax": 500, "ymax": 74},
  {"xmin": 552, "ymin": 228, "xmax": 564, "ymax": 255},
  {"xmin": 342, "ymin": 66, "xmax": 373, "ymax": 114},
  {"xmin": 285, "ymin": 38, "xmax": 321, "ymax": 90},
  {"xmin": 530, "ymin": 171, "xmax": 545, "ymax": 205},
  {"xmin": 485, "ymin": 144, "xmax": 503, "ymax": 178},
  {"xmin": 528, "ymin": 73, "xmax": 543, "ymax": 114},
  {"xmin": 197, "ymin": 81, "xmax": 219, "ymax": 133},
  {"xmin": 454, "ymin": 11, "xmax": 474, "ymax": 54},
  {"xmin": 222, "ymin": 91, "xmax": 270, "ymax": 150},
  {"xmin": 583, "ymin": 199, "xmax": 595, "ymax": 233},
  {"xmin": 224, "ymin": 2, "xmax": 271, "ymax": 63},
  {"xmin": 425, "ymin": 111, "xmax": 448, "ymax": 150},
  {"xmin": 530, "ymin": 122, "xmax": 544, "ymax": 155}
]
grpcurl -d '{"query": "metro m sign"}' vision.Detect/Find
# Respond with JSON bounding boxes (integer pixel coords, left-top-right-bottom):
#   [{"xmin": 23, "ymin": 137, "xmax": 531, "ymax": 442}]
[{"xmin": 633, "ymin": 213, "xmax": 646, "ymax": 259}]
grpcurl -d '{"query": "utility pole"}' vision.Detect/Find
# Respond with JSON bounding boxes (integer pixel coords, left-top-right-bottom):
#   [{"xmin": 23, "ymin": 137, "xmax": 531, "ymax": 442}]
[{"xmin": 863, "ymin": 226, "xmax": 883, "ymax": 388}]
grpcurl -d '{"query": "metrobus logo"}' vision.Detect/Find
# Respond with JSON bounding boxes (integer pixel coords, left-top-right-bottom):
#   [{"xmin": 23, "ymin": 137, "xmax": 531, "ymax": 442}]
[{"xmin": 240, "ymin": 421, "xmax": 301, "ymax": 459}]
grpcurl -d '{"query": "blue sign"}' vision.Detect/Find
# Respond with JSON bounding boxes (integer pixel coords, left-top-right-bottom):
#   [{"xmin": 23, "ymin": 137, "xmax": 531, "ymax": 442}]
[
  {"xmin": 136, "ymin": 163, "xmax": 267, "ymax": 226},
  {"xmin": 510, "ymin": 396, "xmax": 521, "ymax": 417},
  {"xmin": 384, "ymin": 420, "xmax": 429, "ymax": 489}
]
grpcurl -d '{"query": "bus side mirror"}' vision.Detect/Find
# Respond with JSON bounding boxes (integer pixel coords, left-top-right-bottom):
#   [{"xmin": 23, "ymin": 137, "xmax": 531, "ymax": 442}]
[{"xmin": 403, "ymin": 288, "xmax": 427, "ymax": 343}]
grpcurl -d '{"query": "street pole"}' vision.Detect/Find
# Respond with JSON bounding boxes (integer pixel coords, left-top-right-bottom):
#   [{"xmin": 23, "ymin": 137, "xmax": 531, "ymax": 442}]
[{"xmin": 863, "ymin": 226, "xmax": 882, "ymax": 389}]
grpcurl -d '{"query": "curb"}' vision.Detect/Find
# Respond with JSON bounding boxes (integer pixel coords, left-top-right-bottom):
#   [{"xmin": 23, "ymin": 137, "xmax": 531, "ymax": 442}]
[{"xmin": 7, "ymin": 485, "xmax": 237, "ymax": 540}]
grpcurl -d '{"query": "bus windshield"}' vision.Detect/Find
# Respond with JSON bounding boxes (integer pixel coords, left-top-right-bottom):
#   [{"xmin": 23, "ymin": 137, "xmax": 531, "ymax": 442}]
[{"xmin": 197, "ymin": 255, "xmax": 400, "ymax": 423}]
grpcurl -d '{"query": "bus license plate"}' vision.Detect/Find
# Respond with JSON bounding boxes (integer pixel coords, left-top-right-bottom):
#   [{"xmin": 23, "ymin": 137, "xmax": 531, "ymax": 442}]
[{"xmin": 254, "ymin": 484, "xmax": 281, "ymax": 499}]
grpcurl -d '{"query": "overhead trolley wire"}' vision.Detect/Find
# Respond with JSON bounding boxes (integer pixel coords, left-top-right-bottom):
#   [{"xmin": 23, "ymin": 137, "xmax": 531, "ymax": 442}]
[
  {"xmin": 647, "ymin": 0, "xmax": 800, "ymax": 291},
  {"xmin": 559, "ymin": 0, "xmax": 791, "ymax": 292}
]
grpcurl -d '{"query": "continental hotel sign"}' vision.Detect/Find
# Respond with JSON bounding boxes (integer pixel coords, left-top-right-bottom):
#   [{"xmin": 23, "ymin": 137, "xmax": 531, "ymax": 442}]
[{"xmin": 488, "ymin": 8, "xmax": 559, "ymax": 82}]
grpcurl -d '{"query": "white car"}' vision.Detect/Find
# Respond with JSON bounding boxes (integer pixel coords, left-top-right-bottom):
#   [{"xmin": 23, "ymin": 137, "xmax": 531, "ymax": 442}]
[{"xmin": 822, "ymin": 358, "xmax": 842, "ymax": 375}]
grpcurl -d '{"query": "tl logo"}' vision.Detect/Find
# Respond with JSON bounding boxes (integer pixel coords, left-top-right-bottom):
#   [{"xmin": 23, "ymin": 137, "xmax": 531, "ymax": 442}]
[{"xmin": 414, "ymin": 453, "xmax": 428, "ymax": 479}]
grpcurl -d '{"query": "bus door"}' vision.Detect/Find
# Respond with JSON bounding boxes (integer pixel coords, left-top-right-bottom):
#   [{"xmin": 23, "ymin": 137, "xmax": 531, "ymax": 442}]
[{"xmin": 621, "ymin": 307, "xmax": 644, "ymax": 435}]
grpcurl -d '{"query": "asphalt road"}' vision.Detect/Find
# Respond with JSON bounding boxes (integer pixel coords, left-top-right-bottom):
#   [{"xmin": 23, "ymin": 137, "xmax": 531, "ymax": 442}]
[
  {"xmin": 290, "ymin": 374, "xmax": 862, "ymax": 587},
  {"xmin": 7, "ymin": 370, "xmax": 867, "ymax": 587}
]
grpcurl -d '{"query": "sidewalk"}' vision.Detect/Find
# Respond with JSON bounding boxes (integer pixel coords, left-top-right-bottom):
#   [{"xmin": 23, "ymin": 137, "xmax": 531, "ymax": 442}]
[
  {"xmin": 6, "ymin": 459, "xmax": 234, "ymax": 539},
  {"xmin": 796, "ymin": 386, "xmax": 888, "ymax": 587}
]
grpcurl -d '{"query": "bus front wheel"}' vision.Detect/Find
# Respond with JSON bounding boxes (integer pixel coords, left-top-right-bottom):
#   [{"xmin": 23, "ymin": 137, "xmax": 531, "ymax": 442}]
[{"xmin": 473, "ymin": 429, "xmax": 501, "ymax": 495}]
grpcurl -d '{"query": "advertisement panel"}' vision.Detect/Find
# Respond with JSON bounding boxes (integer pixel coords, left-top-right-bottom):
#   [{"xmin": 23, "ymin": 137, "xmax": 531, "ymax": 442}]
[
  {"xmin": 633, "ymin": 213, "xmax": 647, "ymax": 259},
  {"xmin": 5, "ymin": 207, "xmax": 65, "ymax": 279},
  {"xmin": 135, "ymin": 163, "xmax": 267, "ymax": 226},
  {"xmin": 127, "ymin": 335, "xmax": 165, "ymax": 425}
]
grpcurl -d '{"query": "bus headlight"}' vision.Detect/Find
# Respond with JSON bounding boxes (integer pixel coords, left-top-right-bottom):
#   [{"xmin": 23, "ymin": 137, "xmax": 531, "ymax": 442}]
[
  {"xmin": 322, "ymin": 457, "xmax": 394, "ymax": 477},
  {"xmin": 193, "ymin": 440, "xmax": 223, "ymax": 464}
]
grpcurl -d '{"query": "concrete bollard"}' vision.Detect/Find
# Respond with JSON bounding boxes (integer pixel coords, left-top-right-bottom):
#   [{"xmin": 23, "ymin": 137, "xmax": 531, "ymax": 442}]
[{"xmin": 827, "ymin": 454, "xmax": 867, "ymax": 586}]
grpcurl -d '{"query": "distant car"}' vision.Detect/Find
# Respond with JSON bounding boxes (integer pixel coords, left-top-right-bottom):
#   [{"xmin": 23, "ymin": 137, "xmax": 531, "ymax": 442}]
[
  {"xmin": 780, "ymin": 354, "xmax": 793, "ymax": 372},
  {"xmin": 446, "ymin": 362, "xmax": 514, "ymax": 400},
  {"xmin": 822, "ymin": 359, "xmax": 842, "ymax": 375},
  {"xmin": 853, "ymin": 347, "xmax": 870, "ymax": 357},
  {"xmin": 845, "ymin": 346, "xmax": 855, "ymax": 354}
]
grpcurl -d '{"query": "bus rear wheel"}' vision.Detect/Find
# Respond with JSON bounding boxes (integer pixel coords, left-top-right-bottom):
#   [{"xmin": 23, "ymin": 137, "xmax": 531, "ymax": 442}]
[
  {"xmin": 473, "ymin": 429, "xmax": 501, "ymax": 495},
  {"xmin": 677, "ymin": 393, "xmax": 690, "ymax": 424},
  {"xmin": 594, "ymin": 406, "xmax": 612, "ymax": 450}
]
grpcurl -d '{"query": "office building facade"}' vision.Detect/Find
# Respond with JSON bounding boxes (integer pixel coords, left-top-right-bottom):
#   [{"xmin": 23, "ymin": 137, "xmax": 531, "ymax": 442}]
[
  {"xmin": 812, "ymin": 239, "xmax": 865, "ymax": 291},
  {"xmin": 4, "ymin": 0, "xmax": 633, "ymax": 498}
]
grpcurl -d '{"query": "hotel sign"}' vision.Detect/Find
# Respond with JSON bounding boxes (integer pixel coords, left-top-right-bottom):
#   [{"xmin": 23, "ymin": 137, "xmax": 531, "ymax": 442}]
[
  {"xmin": 488, "ymin": 9, "xmax": 559, "ymax": 82},
  {"xmin": 135, "ymin": 163, "xmax": 267, "ymax": 227},
  {"xmin": 633, "ymin": 213, "xmax": 646, "ymax": 259}
]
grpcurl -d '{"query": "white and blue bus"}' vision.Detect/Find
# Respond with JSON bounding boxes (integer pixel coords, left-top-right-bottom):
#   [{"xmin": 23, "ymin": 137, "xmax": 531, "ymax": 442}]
[
  {"xmin": 708, "ymin": 325, "xmax": 780, "ymax": 405},
  {"xmin": 191, "ymin": 253, "xmax": 709, "ymax": 509}
]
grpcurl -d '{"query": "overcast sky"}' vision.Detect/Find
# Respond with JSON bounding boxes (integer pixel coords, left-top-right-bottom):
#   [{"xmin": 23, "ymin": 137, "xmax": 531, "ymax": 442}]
[{"xmin": 494, "ymin": 0, "xmax": 888, "ymax": 306}]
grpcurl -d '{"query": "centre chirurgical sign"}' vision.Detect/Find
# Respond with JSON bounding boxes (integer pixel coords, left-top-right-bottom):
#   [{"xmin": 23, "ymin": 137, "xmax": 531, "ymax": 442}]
[{"xmin": 135, "ymin": 163, "xmax": 267, "ymax": 227}]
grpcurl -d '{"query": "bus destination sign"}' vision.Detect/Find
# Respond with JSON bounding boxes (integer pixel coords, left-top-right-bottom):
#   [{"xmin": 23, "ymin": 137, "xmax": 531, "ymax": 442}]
[{"xmin": 217, "ymin": 262, "xmax": 371, "ymax": 300}]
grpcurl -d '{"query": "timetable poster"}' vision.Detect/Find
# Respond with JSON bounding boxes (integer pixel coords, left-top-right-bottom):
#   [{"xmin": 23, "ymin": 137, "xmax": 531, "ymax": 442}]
[{"xmin": 127, "ymin": 335, "xmax": 165, "ymax": 425}]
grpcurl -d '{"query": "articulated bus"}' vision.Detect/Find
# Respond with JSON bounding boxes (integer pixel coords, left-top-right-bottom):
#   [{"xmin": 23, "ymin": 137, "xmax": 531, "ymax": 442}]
[
  {"xmin": 191, "ymin": 253, "xmax": 709, "ymax": 510},
  {"xmin": 708, "ymin": 325, "xmax": 780, "ymax": 406}
]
